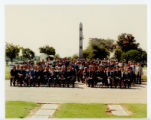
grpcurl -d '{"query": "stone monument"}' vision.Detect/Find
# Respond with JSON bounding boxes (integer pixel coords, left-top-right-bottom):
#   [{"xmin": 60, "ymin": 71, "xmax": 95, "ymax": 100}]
[{"xmin": 79, "ymin": 22, "xmax": 83, "ymax": 60}]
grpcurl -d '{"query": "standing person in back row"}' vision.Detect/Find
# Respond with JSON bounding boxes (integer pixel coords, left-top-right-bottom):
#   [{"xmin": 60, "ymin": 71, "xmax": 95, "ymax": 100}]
[{"xmin": 135, "ymin": 63, "xmax": 143, "ymax": 84}]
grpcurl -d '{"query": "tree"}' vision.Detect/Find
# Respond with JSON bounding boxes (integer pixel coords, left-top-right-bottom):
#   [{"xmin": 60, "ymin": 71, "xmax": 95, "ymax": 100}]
[
  {"xmin": 22, "ymin": 48, "xmax": 35, "ymax": 60},
  {"xmin": 83, "ymin": 49, "xmax": 90, "ymax": 59},
  {"xmin": 5, "ymin": 43, "xmax": 20, "ymax": 62},
  {"xmin": 84, "ymin": 43, "xmax": 110, "ymax": 60},
  {"xmin": 114, "ymin": 49, "xmax": 123, "ymax": 62},
  {"xmin": 39, "ymin": 45, "xmax": 55, "ymax": 56},
  {"xmin": 117, "ymin": 33, "xmax": 139, "ymax": 52},
  {"xmin": 121, "ymin": 49, "xmax": 147, "ymax": 64},
  {"xmin": 89, "ymin": 38, "xmax": 115, "ymax": 52}
]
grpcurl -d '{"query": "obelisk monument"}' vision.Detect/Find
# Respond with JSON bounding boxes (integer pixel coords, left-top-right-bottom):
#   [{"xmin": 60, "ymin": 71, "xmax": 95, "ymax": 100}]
[{"xmin": 79, "ymin": 22, "xmax": 83, "ymax": 60}]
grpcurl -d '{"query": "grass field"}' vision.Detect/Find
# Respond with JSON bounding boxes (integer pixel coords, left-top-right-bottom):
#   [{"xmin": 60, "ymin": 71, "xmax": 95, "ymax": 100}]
[
  {"xmin": 142, "ymin": 75, "xmax": 147, "ymax": 81},
  {"xmin": 54, "ymin": 103, "xmax": 147, "ymax": 118},
  {"xmin": 5, "ymin": 65, "xmax": 10, "ymax": 79},
  {"xmin": 6, "ymin": 101, "xmax": 39, "ymax": 118}
]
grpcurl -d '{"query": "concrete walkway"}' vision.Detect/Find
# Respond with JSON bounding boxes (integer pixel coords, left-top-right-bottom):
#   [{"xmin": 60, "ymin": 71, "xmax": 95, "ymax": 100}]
[
  {"xmin": 5, "ymin": 80, "xmax": 147, "ymax": 104},
  {"xmin": 107, "ymin": 104, "xmax": 131, "ymax": 116},
  {"xmin": 27, "ymin": 104, "xmax": 59, "ymax": 118}
]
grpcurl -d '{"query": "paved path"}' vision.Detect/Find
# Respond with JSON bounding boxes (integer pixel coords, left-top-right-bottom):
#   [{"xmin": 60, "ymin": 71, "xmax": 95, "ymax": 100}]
[
  {"xmin": 5, "ymin": 80, "xmax": 147, "ymax": 104},
  {"xmin": 27, "ymin": 104, "xmax": 59, "ymax": 118},
  {"xmin": 107, "ymin": 104, "xmax": 130, "ymax": 116}
]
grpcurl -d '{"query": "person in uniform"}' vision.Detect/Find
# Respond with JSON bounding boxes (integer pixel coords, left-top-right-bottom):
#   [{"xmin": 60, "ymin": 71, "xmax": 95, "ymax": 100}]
[
  {"xmin": 114, "ymin": 67, "xmax": 121, "ymax": 88},
  {"xmin": 18, "ymin": 66, "xmax": 25, "ymax": 87},
  {"xmin": 135, "ymin": 63, "xmax": 143, "ymax": 84},
  {"xmin": 10, "ymin": 66, "xmax": 17, "ymax": 86},
  {"xmin": 37, "ymin": 66, "xmax": 43, "ymax": 87},
  {"xmin": 128, "ymin": 68, "xmax": 133, "ymax": 88},
  {"xmin": 70, "ymin": 67, "xmax": 76, "ymax": 88},
  {"xmin": 48, "ymin": 67, "xmax": 53, "ymax": 87},
  {"xmin": 123, "ymin": 69, "xmax": 129, "ymax": 88},
  {"xmin": 51, "ymin": 67, "xmax": 57, "ymax": 87},
  {"xmin": 15, "ymin": 65, "xmax": 20, "ymax": 86},
  {"xmin": 25, "ymin": 66, "xmax": 30, "ymax": 87},
  {"xmin": 105, "ymin": 67, "xmax": 113, "ymax": 88},
  {"xmin": 86, "ymin": 67, "xmax": 92, "ymax": 87},
  {"xmin": 29, "ymin": 66, "xmax": 35, "ymax": 87},
  {"xmin": 33, "ymin": 66, "xmax": 38, "ymax": 87},
  {"xmin": 43, "ymin": 67, "xmax": 50, "ymax": 86},
  {"xmin": 82, "ymin": 67, "xmax": 88, "ymax": 83},
  {"xmin": 119, "ymin": 68, "xmax": 124, "ymax": 88},
  {"xmin": 66, "ymin": 67, "xmax": 72, "ymax": 87}
]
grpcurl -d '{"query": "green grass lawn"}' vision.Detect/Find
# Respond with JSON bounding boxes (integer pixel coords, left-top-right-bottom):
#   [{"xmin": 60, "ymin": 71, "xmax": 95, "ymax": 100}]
[
  {"xmin": 54, "ymin": 103, "xmax": 147, "ymax": 118},
  {"xmin": 142, "ymin": 75, "xmax": 147, "ymax": 82},
  {"xmin": 5, "ymin": 65, "xmax": 10, "ymax": 79},
  {"xmin": 6, "ymin": 101, "xmax": 39, "ymax": 118}
]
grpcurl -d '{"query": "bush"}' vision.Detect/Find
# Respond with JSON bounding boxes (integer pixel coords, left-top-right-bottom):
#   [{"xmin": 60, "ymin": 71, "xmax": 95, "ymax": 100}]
[{"xmin": 121, "ymin": 49, "xmax": 147, "ymax": 64}]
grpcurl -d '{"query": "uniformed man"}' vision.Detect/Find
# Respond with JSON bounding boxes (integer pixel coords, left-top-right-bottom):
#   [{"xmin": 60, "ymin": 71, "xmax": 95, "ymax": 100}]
[
  {"xmin": 37, "ymin": 67, "xmax": 43, "ymax": 87},
  {"xmin": 114, "ymin": 67, "xmax": 121, "ymax": 88},
  {"xmin": 123, "ymin": 69, "xmax": 129, "ymax": 88},
  {"xmin": 135, "ymin": 63, "xmax": 143, "ymax": 84},
  {"xmin": 18, "ymin": 66, "xmax": 25, "ymax": 87},
  {"xmin": 10, "ymin": 66, "xmax": 17, "ymax": 86},
  {"xmin": 25, "ymin": 66, "xmax": 30, "ymax": 87},
  {"xmin": 43, "ymin": 67, "xmax": 51, "ymax": 86},
  {"xmin": 29, "ymin": 66, "xmax": 35, "ymax": 87},
  {"xmin": 105, "ymin": 67, "xmax": 113, "ymax": 88},
  {"xmin": 70, "ymin": 67, "xmax": 76, "ymax": 88}
]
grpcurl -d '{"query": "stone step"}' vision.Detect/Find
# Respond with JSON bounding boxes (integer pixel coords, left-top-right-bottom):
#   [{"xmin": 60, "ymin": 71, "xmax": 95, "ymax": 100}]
[
  {"xmin": 27, "ymin": 103, "xmax": 59, "ymax": 118},
  {"xmin": 107, "ymin": 104, "xmax": 131, "ymax": 116}
]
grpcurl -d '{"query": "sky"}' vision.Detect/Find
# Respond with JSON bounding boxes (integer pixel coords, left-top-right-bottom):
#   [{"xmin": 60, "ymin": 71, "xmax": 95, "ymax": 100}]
[{"xmin": 6, "ymin": 5, "xmax": 147, "ymax": 57}]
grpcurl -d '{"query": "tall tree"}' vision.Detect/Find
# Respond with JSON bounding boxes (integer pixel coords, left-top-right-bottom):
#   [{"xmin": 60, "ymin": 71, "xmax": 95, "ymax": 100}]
[
  {"xmin": 39, "ymin": 45, "xmax": 55, "ymax": 56},
  {"xmin": 114, "ymin": 49, "xmax": 123, "ymax": 62},
  {"xmin": 22, "ymin": 48, "xmax": 35, "ymax": 60},
  {"xmin": 83, "ymin": 42, "xmax": 110, "ymax": 59},
  {"xmin": 89, "ymin": 38, "xmax": 115, "ymax": 52},
  {"xmin": 117, "ymin": 33, "xmax": 139, "ymax": 52},
  {"xmin": 5, "ymin": 43, "xmax": 20, "ymax": 62},
  {"xmin": 121, "ymin": 49, "xmax": 147, "ymax": 64}
]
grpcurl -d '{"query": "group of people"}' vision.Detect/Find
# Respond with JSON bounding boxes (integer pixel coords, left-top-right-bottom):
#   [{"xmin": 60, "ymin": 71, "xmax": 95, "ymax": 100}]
[{"xmin": 10, "ymin": 58, "xmax": 143, "ymax": 88}]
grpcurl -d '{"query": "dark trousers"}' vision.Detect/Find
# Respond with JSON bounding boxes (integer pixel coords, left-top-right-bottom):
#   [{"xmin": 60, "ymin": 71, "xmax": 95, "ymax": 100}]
[
  {"xmin": 124, "ymin": 80, "xmax": 127, "ymax": 88},
  {"xmin": 114, "ymin": 78, "xmax": 118, "ymax": 88},
  {"xmin": 127, "ymin": 80, "xmax": 131, "ymax": 88},
  {"xmin": 60, "ymin": 79, "xmax": 65, "ymax": 87},
  {"xmin": 119, "ymin": 79, "xmax": 122, "ymax": 88},
  {"xmin": 48, "ymin": 78, "xmax": 52, "ymax": 87},
  {"xmin": 37, "ymin": 78, "xmax": 41, "ymax": 87},
  {"xmin": 25, "ymin": 78, "xmax": 30, "ymax": 87},
  {"xmin": 19, "ymin": 77, "xmax": 24, "ymax": 87},
  {"xmin": 10, "ymin": 78, "xmax": 16, "ymax": 86},
  {"xmin": 87, "ymin": 78, "xmax": 92, "ymax": 87},
  {"xmin": 66, "ymin": 77, "xmax": 70, "ymax": 87}
]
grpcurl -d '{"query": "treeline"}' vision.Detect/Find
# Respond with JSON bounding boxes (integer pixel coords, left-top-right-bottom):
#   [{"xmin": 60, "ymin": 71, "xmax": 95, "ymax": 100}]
[
  {"xmin": 72, "ymin": 33, "xmax": 147, "ymax": 65},
  {"xmin": 5, "ymin": 44, "xmax": 57, "ymax": 62},
  {"xmin": 6, "ymin": 33, "xmax": 147, "ymax": 65}
]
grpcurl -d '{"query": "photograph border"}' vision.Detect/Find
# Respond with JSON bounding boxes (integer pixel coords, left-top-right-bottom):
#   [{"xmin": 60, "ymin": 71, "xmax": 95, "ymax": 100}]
[{"xmin": 0, "ymin": 0, "xmax": 150, "ymax": 120}]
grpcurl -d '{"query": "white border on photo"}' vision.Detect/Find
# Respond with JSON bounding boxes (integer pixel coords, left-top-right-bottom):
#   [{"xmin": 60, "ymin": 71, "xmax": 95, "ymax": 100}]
[
  {"xmin": 147, "ymin": 0, "xmax": 151, "ymax": 120},
  {"xmin": 0, "ymin": 0, "xmax": 150, "ymax": 120},
  {"xmin": 0, "ymin": 0, "xmax": 5, "ymax": 119}
]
